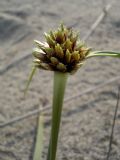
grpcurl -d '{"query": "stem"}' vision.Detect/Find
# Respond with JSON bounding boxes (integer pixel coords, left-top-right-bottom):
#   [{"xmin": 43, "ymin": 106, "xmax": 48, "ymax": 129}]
[{"xmin": 47, "ymin": 72, "xmax": 68, "ymax": 160}]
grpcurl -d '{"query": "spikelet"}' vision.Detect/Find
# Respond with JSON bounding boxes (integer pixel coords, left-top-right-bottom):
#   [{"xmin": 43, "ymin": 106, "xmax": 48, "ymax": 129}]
[{"xmin": 32, "ymin": 24, "xmax": 91, "ymax": 73}]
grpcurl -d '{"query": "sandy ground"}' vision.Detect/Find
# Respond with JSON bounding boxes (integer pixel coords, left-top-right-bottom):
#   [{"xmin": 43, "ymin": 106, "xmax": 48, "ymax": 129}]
[{"xmin": 0, "ymin": 0, "xmax": 120, "ymax": 159}]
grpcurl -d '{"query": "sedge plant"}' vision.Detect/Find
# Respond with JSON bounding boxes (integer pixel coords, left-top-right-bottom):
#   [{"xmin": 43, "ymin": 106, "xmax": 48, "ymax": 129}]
[{"xmin": 25, "ymin": 24, "xmax": 120, "ymax": 160}]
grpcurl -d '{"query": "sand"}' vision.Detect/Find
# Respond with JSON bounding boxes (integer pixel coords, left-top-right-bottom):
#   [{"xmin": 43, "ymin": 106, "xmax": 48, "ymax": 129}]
[{"xmin": 0, "ymin": 0, "xmax": 120, "ymax": 159}]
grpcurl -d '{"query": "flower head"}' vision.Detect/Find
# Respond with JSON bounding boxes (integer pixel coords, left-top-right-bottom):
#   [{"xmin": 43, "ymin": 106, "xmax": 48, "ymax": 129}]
[{"xmin": 33, "ymin": 24, "xmax": 91, "ymax": 74}]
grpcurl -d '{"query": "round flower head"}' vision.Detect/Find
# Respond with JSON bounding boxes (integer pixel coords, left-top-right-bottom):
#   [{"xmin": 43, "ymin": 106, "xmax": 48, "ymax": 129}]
[{"xmin": 33, "ymin": 24, "xmax": 91, "ymax": 74}]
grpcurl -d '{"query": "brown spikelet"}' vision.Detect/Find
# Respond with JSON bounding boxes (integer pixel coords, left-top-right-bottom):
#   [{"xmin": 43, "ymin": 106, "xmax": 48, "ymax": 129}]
[{"xmin": 32, "ymin": 24, "xmax": 91, "ymax": 73}]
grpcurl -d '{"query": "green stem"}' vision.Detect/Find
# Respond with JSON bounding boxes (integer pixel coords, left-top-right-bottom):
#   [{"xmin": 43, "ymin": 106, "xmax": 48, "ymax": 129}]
[{"xmin": 47, "ymin": 72, "xmax": 68, "ymax": 160}]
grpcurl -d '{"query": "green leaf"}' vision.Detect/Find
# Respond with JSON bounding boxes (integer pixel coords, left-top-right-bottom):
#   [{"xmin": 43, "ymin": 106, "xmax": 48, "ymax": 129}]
[
  {"xmin": 33, "ymin": 114, "xmax": 44, "ymax": 160},
  {"xmin": 24, "ymin": 66, "xmax": 37, "ymax": 96},
  {"xmin": 47, "ymin": 72, "xmax": 68, "ymax": 160},
  {"xmin": 87, "ymin": 51, "xmax": 120, "ymax": 58}
]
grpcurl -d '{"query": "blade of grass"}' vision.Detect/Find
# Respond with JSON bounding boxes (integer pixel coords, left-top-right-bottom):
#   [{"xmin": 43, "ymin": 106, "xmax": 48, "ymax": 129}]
[
  {"xmin": 87, "ymin": 51, "xmax": 120, "ymax": 58},
  {"xmin": 47, "ymin": 72, "xmax": 68, "ymax": 160},
  {"xmin": 33, "ymin": 114, "xmax": 44, "ymax": 160},
  {"xmin": 106, "ymin": 87, "xmax": 120, "ymax": 160}
]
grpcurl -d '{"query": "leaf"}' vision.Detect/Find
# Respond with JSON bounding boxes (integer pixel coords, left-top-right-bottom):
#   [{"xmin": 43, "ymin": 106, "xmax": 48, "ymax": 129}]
[
  {"xmin": 24, "ymin": 66, "xmax": 37, "ymax": 96},
  {"xmin": 87, "ymin": 51, "xmax": 120, "ymax": 58},
  {"xmin": 33, "ymin": 114, "xmax": 44, "ymax": 160}
]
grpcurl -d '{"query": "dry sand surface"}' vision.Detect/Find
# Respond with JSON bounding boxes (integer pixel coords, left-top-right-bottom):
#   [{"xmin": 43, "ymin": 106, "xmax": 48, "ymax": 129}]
[{"xmin": 0, "ymin": 0, "xmax": 120, "ymax": 159}]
